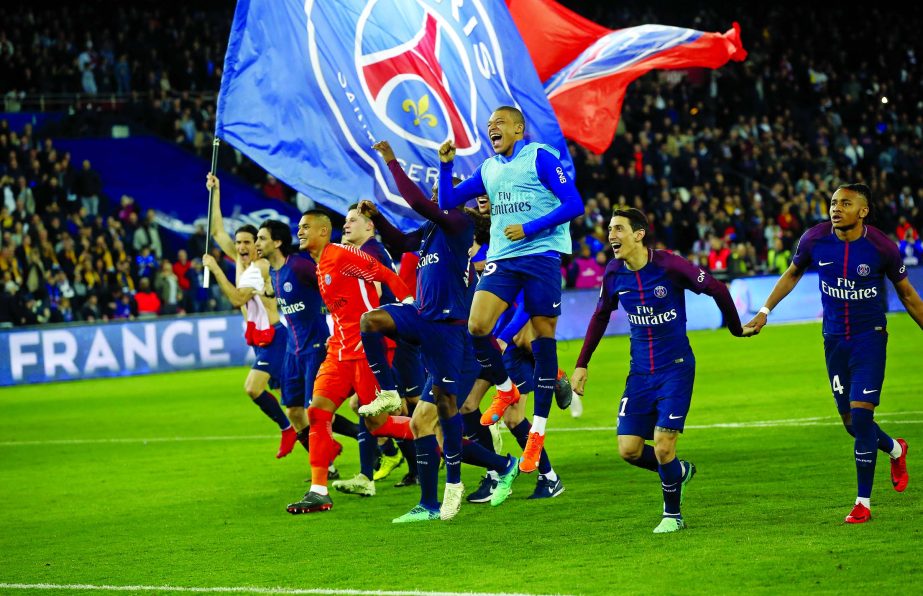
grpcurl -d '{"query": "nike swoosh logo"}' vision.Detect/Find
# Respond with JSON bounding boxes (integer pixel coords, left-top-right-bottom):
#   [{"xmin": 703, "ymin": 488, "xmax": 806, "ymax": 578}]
[
  {"xmin": 855, "ymin": 451, "xmax": 874, "ymax": 455},
  {"xmin": 256, "ymin": 361, "xmax": 269, "ymax": 366},
  {"xmin": 862, "ymin": 388, "xmax": 879, "ymax": 394},
  {"xmin": 441, "ymin": 377, "xmax": 455, "ymax": 383},
  {"xmin": 538, "ymin": 377, "xmax": 556, "ymax": 382},
  {"xmin": 552, "ymin": 301, "xmax": 561, "ymax": 308},
  {"xmin": 618, "ymin": 290, "xmax": 631, "ymax": 295},
  {"xmin": 819, "ymin": 261, "xmax": 834, "ymax": 266},
  {"xmin": 668, "ymin": 414, "xmax": 684, "ymax": 420},
  {"xmin": 405, "ymin": 386, "xmax": 419, "ymax": 393},
  {"xmin": 515, "ymin": 382, "xmax": 527, "ymax": 388}
]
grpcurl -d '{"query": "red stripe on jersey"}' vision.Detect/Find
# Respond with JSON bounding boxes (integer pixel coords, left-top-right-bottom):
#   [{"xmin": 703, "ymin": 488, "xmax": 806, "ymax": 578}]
[
  {"xmin": 842, "ymin": 241, "xmax": 850, "ymax": 340},
  {"xmin": 635, "ymin": 270, "xmax": 654, "ymax": 373}
]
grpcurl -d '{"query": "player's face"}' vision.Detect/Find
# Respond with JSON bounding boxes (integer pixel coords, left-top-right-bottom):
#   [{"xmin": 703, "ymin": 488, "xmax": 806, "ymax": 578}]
[
  {"xmin": 829, "ymin": 189, "xmax": 868, "ymax": 231},
  {"xmin": 235, "ymin": 232, "xmax": 255, "ymax": 264},
  {"xmin": 254, "ymin": 228, "xmax": 276, "ymax": 259},
  {"xmin": 476, "ymin": 195, "xmax": 490, "ymax": 215},
  {"xmin": 486, "ymin": 110, "xmax": 524, "ymax": 156},
  {"xmin": 298, "ymin": 215, "xmax": 327, "ymax": 251},
  {"xmin": 609, "ymin": 216, "xmax": 642, "ymax": 260},
  {"xmin": 342, "ymin": 209, "xmax": 371, "ymax": 246}
]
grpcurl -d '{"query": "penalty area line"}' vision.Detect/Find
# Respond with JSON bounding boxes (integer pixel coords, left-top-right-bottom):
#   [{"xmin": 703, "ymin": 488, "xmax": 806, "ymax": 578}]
[
  {"xmin": 0, "ymin": 583, "xmax": 566, "ymax": 596},
  {"xmin": 2, "ymin": 412, "xmax": 923, "ymax": 447}
]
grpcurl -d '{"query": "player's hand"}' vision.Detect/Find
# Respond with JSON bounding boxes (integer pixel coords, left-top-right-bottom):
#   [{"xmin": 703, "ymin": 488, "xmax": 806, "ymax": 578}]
[
  {"xmin": 468, "ymin": 242, "xmax": 480, "ymax": 258},
  {"xmin": 357, "ymin": 199, "xmax": 379, "ymax": 219},
  {"xmin": 206, "ymin": 173, "xmax": 220, "ymax": 192},
  {"xmin": 202, "ymin": 253, "xmax": 219, "ymax": 273},
  {"xmin": 496, "ymin": 338, "xmax": 508, "ymax": 353},
  {"xmin": 744, "ymin": 312, "xmax": 767, "ymax": 334},
  {"xmin": 571, "ymin": 367, "xmax": 588, "ymax": 396},
  {"xmin": 438, "ymin": 140, "xmax": 456, "ymax": 163},
  {"xmin": 372, "ymin": 140, "xmax": 396, "ymax": 163},
  {"xmin": 741, "ymin": 325, "xmax": 758, "ymax": 337},
  {"xmin": 504, "ymin": 224, "xmax": 526, "ymax": 241}
]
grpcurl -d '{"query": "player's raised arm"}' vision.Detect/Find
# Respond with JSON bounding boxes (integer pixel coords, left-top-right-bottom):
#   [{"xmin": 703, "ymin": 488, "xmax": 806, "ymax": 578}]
[
  {"xmin": 437, "ymin": 140, "xmax": 486, "ymax": 210},
  {"xmin": 372, "ymin": 140, "xmax": 469, "ymax": 235},
  {"xmin": 663, "ymin": 253, "xmax": 747, "ymax": 337},
  {"xmin": 332, "ymin": 243, "xmax": 413, "ymax": 302},
  {"xmin": 207, "ymin": 173, "xmax": 237, "ymax": 259},
  {"xmin": 203, "ymin": 253, "xmax": 256, "ymax": 308}
]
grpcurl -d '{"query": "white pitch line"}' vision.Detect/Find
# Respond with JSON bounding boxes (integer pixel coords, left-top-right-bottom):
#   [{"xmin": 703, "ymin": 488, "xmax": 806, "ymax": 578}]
[
  {"xmin": 0, "ymin": 583, "xmax": 566, "ymax": 596},
  {"xmin": 2, "ymin": 413, "xmax": 922, "ymax": 447}
]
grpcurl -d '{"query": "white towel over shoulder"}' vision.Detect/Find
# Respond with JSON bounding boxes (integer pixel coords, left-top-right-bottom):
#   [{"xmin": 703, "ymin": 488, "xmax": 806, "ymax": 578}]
[{"xmin": 238, "ymin": 263, "xmax": 269, "ymax": 330}]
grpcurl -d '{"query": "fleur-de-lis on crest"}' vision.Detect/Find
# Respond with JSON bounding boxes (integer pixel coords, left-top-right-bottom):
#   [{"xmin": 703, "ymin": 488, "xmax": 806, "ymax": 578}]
[{"xmin": 402, "ymin": 94, "xmax": 438, "ymax": 128}]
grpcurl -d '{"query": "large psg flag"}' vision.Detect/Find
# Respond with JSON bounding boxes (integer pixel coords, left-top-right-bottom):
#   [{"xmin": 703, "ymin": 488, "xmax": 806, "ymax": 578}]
[{"xmin": 216, "ymin": 0, "xmax": 573, "ymax": 231}]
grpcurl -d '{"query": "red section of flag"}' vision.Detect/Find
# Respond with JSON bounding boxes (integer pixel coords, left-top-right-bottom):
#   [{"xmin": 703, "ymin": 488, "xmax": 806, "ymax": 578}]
[
  {"xmin": 506, "ymin": 0, "xmax": 610, "ymax": 81},
  {"xmin": 548, "ymin": 23, "xmax": 746, "ymax": 154}
]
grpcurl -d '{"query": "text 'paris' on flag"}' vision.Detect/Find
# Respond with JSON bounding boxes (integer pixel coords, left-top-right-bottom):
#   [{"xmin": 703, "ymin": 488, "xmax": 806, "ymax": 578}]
[{"xmin": 216, "ymin": 0, "xmax": 573, "ymax": 231}]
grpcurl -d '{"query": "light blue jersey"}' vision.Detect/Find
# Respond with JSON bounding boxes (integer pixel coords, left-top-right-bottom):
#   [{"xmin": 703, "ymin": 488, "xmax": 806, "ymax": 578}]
[{"xmin": 480, "ymin": 143, "xmax": 572, "ymax": 261}]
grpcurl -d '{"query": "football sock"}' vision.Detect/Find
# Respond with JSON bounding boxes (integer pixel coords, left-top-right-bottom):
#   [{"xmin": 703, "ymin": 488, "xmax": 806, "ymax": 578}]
[
  {"xmin": 462, "ymin": 410, "xmax": 495, "ymax": 451},
  {"xmin": 509, "ymin": 419, "xmax": 552, "ymax": 475},
  {"xmin": 307, "ymin": 407, "xmax": 334, "ymax": 486},
  {"xmin": 856, "ymin": 497, "xmax": 871, "ymax": 508},
  {"xmin": 440, "ymin": 412, "xmax": 464, "ymax": 484},
  {"xmin": 844, "ymin": 420, "xmax": 895, "ymax": 455},
  {"xmin": 532, "ymin": 415, "xmax": 547, "ymax": 435},
  {"xmin": 397, "ymin": 439, "xmax": 417, "ymax": 475},
  {"xmin": 471, "ymin": 333, "xmax": 511, "ymax": 388},
  {"xmin": 531, "ymin": 337, "xmax": 557, "ymax": 419},
  {"xmin": 851, "ymin": 408, "xmax": 877, "ymax": 499},
  {"xmin": 370, "ymin": 416, "xmax": 414, "ymax": 440},
  {"xmin": 357, "ymin": 417, "xmax": 376, "ymax": 479},
  {"xmin": 253, "ymin": 391, "xmax": 290, "ymax": 430},
  {"xmin": 310, "ymin": 485, "xmax": 329, "ymax": 496},
  {"xmin": 461, "ymin": 438, "xmax": 510, "ymax": 472},
  {"xmin": 415, "ymin": 435, "xmax": 440, "ymax": 510},
  {"xmin": 888, "ymin": 439, "xmax": 903, "ymax": 459},
  {"xmin": 331, "ymin": 414, "xmax": 358, "ymax": 439},
  {"xmin": 296, "ymin": 427, "xmax": 310, "ymax": 453},
  {"xmin": 626, "ymin": 444, "xmax": 659, "ymax": 472},
  {"xmin": 659, "ymin": 456, "xmax": 683, "ymax": 517},
  {"xmin": 360, "ymin": 330, "xmax": 396, "ymax": 391},
  {"xmin": 381, "ymin": 438, "xmax": 399, "ymax": 457}
]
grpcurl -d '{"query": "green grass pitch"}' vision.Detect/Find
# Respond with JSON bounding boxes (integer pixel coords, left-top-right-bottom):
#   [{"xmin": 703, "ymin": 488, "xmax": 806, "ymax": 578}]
[{"xmin": 1, "ymin": 316, "xmax": 921, "ymax": 595}]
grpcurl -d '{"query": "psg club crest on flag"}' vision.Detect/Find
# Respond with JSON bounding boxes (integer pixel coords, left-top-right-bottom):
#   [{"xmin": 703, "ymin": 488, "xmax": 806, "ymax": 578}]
[
  {"xmin": 217, "ymin": 0, "xmax": 571, "ymax": 232},
  {"xmin": 857, "ymin": 264, "xmax": 870, "ymax": 277},
  {"xmin": 654, "ymin": 285, "xmax": 668, "ymax": 298}
]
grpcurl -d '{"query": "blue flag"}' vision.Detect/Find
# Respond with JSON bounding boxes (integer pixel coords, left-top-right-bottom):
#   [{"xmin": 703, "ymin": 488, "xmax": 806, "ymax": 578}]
[{"xmin": 216, "ymin": 0, "xmax": 573, "ymax": 231}]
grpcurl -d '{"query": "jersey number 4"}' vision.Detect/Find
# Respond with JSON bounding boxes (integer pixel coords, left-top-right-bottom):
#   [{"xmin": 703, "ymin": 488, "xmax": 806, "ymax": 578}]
[{"xmin": 831, "ymin": 375, "xmax": 844, "ymax": 395}]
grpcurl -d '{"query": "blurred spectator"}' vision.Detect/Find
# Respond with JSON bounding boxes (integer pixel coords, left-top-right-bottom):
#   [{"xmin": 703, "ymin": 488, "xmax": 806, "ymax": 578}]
[
  {"xmin": 80, "ymin": 293, "xmax": 105, "ymax": 322},
  {"xmin": 132, "ymin": 209, "xmax": 162, "ymax": 258},
  {"xmin": 262, "ymin": 174, "xmax": 286, "ymax": 201},
  {"xmin": 573, "ymin": 243, "xmax": 604, "ymax": 289},
  {"xmin": 75, "ymin": 160, "xmax": 102, "ymax": 217},
  {"xmin": 155, "ymin": 259, "xmax": 180, "ymax": 314},
  {"xmin": 899, "ymin": 228, "xmax": 923, "ymax": 267},
  {"xmin": 766, "ymin": 237, "xmax": 792, "ymax": 275},
  {"xmin": 134, "ymin": 277, "xmax": 161, "ymax": 317}
]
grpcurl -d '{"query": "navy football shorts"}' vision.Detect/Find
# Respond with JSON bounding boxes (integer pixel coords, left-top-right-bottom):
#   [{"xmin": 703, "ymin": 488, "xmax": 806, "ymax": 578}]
[
  {"xmin": 617, "ymin": 355, "xmax": 696, "ymax": 439},
  {"xmin": 476, "ymin": 254, "xmax": 562, "ymax": 317},
  {"xmin": 824, "ymin": 329, "xmax": 888, "ymax": 412}
]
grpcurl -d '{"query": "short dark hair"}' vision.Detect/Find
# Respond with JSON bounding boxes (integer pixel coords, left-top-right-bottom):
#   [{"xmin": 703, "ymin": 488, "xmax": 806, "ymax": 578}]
[
  {"xmin": 258, "ymin": 219, "xmax": 293, "ymax": 256},
  {"xmin": 836, "ymin": 183, "xmax": 874, "ymax": 222},
  {"xmin": 234, "ymin": 224, "xmax": 258, "ymax": 241},
  {"xmin": 494, "ymin": 105, "xmax": 525, "ymax": 129},
  {"xmin": 612, "ymin": 208, "xmax": 649, "ymax": 233},
  {"xmin": 836, "ymin": 183, "xmax": 871, "ymax": 204},
  {"xmin": 301, "ymin": 208, "xmax": 333, "ymax": 224}
]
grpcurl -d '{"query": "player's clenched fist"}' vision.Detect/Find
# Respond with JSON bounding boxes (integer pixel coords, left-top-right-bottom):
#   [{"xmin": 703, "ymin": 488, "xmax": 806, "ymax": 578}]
[
  {"xmin": 372, "ymin": 140, "xmax": 396, "ymax": 163},
  {"xmin": 438, "ymin": 140, "xmax": 456, "ymax": 163}
]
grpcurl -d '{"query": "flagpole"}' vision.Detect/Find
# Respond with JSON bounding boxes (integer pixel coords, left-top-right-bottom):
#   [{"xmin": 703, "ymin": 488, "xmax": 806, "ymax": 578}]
[{"xmin": 203, "ymin": 136, "xmax": 221, "ymax": 289}]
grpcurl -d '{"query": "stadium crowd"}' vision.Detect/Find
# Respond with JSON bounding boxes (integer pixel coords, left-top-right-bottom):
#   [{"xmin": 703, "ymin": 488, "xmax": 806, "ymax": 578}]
[{"xmin": 1, "ymin": 1, "xmax": 922, "ymax": 327}]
